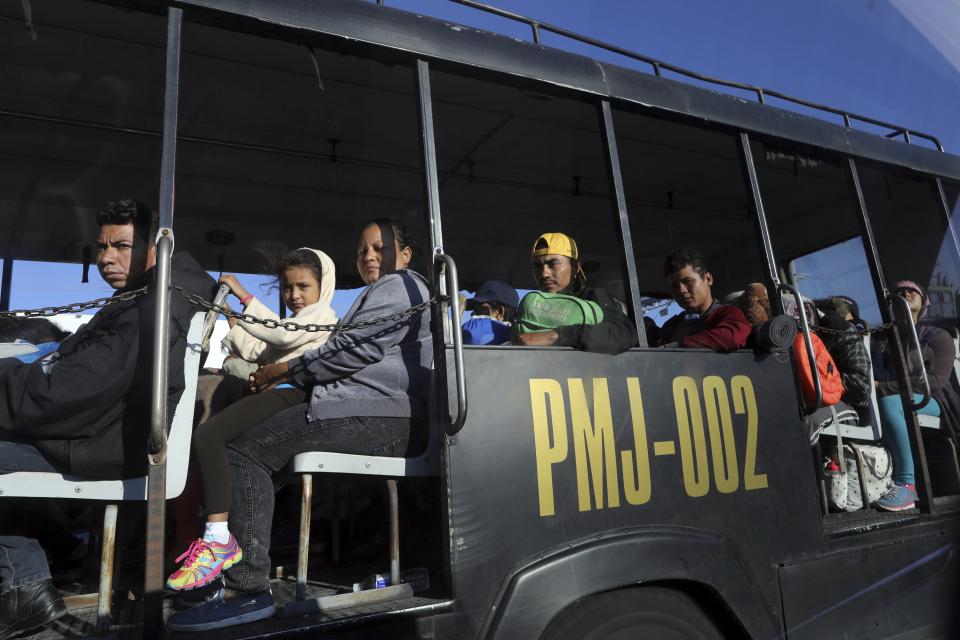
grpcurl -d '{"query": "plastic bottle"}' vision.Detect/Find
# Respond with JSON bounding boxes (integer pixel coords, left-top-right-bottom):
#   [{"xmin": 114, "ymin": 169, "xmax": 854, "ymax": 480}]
[{"xmin": 352, "ymin": 567, "xmax": 430, "ymax": 593}]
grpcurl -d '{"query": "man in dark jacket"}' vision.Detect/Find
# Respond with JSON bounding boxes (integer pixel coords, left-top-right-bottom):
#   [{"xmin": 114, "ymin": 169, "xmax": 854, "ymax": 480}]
[
  {"xmin": 513, "ymin": 232, "xmax": 637, "ymax": 355},
  {"xmin": 659, "ymin": 249, "xmax": 751, "ymax": 352},
  {"xmin": 0, "ymin": 199, "xmax": 216, "ymax": 640}
]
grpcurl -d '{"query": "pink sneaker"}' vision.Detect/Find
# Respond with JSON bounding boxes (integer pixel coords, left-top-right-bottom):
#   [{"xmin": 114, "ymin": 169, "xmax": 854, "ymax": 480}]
[{"xmin": 166, "ymin": 536, "xmax": 243, "ymax": 591}]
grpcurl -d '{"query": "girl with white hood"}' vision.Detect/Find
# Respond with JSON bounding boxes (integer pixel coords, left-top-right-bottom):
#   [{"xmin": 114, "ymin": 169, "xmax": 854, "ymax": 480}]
[
  {"xmin": 218, "ymin": 247, "xmax": 338, "ymax": 380},
  {"xmin": 166, "ymin": 247, "xmax": 338, "ymax": 592}
]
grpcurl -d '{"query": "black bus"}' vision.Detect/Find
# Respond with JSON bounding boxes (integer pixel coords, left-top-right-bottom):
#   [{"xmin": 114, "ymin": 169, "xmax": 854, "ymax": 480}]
[{"xmin": 1, "ymin": 1, "xmax": 959, "ymax": 638}]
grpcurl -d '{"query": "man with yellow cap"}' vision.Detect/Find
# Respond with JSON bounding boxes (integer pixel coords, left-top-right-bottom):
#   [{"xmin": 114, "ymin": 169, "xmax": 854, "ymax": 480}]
[{"xmin": 513, "ymin": 232, "xmax": 637, "ymax": 354}]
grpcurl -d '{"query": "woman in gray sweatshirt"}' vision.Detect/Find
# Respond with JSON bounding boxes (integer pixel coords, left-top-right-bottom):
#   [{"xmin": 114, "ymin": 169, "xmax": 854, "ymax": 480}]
[{"xmin": 168, "ymin": 218, "xmax": 432, "ymax": 629}]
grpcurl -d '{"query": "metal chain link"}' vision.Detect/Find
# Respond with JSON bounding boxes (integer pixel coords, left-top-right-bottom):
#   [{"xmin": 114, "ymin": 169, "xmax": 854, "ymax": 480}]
[
  {"xmin": 171, "ymin": 286, "xmax": 440, "ymax": 332},
  {"xmin": 811, "ymin": 321, "xmax": 895, "ymax": 337},
  {"xmin": 0, "ymin": 285, "xmax": 440, "ymax": 332},
  {"xmin": 0, "ymin": 286, "xmax": 149, "ymax": 318}
]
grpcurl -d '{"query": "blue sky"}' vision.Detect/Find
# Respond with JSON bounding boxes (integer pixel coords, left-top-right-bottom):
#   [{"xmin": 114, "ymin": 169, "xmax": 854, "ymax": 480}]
[{"xmin": 4, "ymin": 0, "xmax": 959, "ymax": 320}]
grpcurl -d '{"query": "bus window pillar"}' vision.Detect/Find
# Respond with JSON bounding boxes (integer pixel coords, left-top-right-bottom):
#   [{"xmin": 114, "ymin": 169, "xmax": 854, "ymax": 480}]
[
  {"xmin": 598, "ymin": 100, "xmax": 647, "ymax": 347},
  {"xmin": 0, "ymin": 257, "xmax": 12, "ymax": 311}
]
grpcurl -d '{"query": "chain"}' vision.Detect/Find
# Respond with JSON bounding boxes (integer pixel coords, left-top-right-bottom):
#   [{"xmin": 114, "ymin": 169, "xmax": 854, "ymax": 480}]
[
  {"xmin": 171, "ymin": 286, "xmax": 440, "ymax": 332},
  {"xmin": 811, "ymin": 321, "xmax": 895, "ymax": 337},
  {"xmin": 0, "ymin": 285, "xmax": 440, "ymax": 331},
  {"xmin": 0, "ymin": 286, "xmax": 149, "ymax": 318}
]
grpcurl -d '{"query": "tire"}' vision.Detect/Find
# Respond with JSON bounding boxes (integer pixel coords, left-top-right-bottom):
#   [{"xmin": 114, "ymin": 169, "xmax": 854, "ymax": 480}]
[{"xmin": 540, "ymin": 586, "xmax": 727, "ymax": 640}]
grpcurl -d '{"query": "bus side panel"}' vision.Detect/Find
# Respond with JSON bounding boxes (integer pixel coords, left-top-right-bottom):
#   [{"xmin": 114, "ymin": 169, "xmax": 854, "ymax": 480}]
[
  {"xmin": 778, "ymin": 533, "xmax": 957, "ymax": 640},
  {"xmin": 442, "ymin": 347, "xmax": 821, "ymax": 639}
]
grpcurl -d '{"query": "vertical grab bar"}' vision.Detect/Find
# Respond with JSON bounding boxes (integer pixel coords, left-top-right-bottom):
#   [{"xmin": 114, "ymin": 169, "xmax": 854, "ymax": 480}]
[
  {"xmin": 888, "ymin": 293, "xmax": 932, "ymax": 411},
  {"xmin": 435, "ymin": 253, "xmax": 467, "ymax": 434},
  {"xmin": 779, "ymin": 282, "xmax": 822, "ymax": 411}
]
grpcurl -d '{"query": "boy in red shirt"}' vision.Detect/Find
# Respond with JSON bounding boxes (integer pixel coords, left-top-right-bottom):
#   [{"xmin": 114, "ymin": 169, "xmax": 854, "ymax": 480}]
[{"xmin": 659, "ymin": 249, "xmax": 751, "ymax": 352}]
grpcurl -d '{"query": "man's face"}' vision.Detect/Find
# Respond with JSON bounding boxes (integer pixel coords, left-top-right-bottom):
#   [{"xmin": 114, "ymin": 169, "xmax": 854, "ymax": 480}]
[
  {"xmin": 96, "ymin": 223, "xmax": 156, "ymax": 290},
  {"xmin": 667, "ymin": 264, "xmax": 714, "ymax": 314},
  {"xmin": 532, "ymin": 254, "xmax": 573, "ymax": 293}
]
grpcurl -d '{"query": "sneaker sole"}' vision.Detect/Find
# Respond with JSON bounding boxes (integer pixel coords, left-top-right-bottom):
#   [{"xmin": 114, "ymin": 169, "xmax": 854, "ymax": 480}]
[
  {"xmin": 166, "ymin": 549, "xmax": 243, "ymax": 592},
  {"xmin": 876, "ymin": 502, "xmax": 916, "ymax": 512},
  {"xmin": 166, "ymin": 604, "xmax": 275, "ymax": 632}
]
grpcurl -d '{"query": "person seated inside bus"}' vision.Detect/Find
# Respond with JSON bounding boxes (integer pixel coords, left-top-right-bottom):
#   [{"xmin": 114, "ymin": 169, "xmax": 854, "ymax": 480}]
[
  {"xmin": 461, "ymin": 280, "xmax": 518, "ymax": 345},
  {"xmin": 657, "ymin": 249, "xmax": 751, "ymax": 351},
  {"xmin": 817, "ymin": 294, "xmax": 868, "ymax": 332},
  {"xmin": 511, "ymin": 232, "xmax": 637, "ymax": 355},
  {"xmin": 871, "ymin": 280, "xmax": 960, "ymax": 512},
  {"xmin": 217, "ymin": 248, "xmax": 337, "ymax": 381},
  {"xmin": 731, "ymin": 282, "xmax": 771, "ymax": 326},
  {"xmin": 167, "ymin": 218, "xmax": 431, "ymax": 631},
  {"xmin": 782, "ymin": 294, "xmax": 872, "ymax": 442},
  {"xmin": 0, "ymin": 198, "xmax": 217, "ymax": 640},
  {"xmin": 167, "ymin": 248, "xmax": 339, "ymax": 588}
]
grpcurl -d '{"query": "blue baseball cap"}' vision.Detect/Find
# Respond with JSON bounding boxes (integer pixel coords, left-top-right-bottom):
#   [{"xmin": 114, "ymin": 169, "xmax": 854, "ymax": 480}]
[{"xmin": 467, "ymin": 280, "xmax": 519, "ymax": 310}]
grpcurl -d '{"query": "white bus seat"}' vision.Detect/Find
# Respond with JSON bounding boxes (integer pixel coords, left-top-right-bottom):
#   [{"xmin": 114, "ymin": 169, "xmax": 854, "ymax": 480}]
[
  {"xmin": 280, "ymin": 417, "xmax": 440, "ymax": 618},
  {"xmin": 0, "ymin": 342, "xmax": 41, "ymax": 359},
  {"xmin": 0, "ymin": 311, "xmax": 208, "ymax": 632},
  {"xmin": 820, "ymin": 334, "xmax": 882, "ymax": 442}
]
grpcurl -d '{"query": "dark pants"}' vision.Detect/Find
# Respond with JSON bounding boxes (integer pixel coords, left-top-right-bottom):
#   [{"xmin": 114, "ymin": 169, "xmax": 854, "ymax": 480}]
[
  {"xmin": 0, "ymin": 441, "xmax": 60, "ymax": 593},
  {"xmin": 222, "ymin": 405, "xmax": 421, "ymax": 593},
  {"xmin": 192, "ymin": 387, "xmax": 307, "ymax": 515}
]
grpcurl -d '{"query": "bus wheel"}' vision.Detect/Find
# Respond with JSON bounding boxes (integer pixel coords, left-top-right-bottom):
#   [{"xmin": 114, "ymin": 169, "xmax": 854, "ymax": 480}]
[{"xmin": 540, "ymin": 586, "xmax": 725, "ymax": 640}]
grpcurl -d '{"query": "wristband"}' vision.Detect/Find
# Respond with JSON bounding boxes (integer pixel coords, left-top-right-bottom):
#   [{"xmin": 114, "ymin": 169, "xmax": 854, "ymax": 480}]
[{"xmin": 239, "ymin": 294, "xmax": 253, "ymax": 306}]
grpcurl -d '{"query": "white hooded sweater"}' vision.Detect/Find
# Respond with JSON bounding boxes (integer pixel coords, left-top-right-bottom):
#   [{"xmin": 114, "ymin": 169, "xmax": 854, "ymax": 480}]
[{"xmin": 221, "ymin": 248, "xmax": 338, "ymax": 365}]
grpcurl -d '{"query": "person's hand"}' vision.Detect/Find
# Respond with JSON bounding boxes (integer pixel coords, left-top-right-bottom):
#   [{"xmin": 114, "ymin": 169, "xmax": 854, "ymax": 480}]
[
  {"xmin": 219, "ymin": 274, "xmax": 251, "ymax": 305},
  {"xmin": 249, "ymin": 361, "xmax": 291, "ymax": 393},
  {"xmin": 513, "ymin": 331, "xmax": 559, "ymax": 346}
]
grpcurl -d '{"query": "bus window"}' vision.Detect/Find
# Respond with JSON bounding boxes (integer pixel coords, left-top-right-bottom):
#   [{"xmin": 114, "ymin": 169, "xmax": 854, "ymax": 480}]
[
  {"xmin": 613, "ymin": 110, "xmax": 769, "ymax": 330},
  {"xmin": 788, "ymin": 239, "xmax": 881, "ymax": 326},
  {"xmin": 0, "ymin": 0, "xmax": 166, "ymax": 277},
  {"xmin": 859, "ymin": 166, "xmax": 960, "ymax": 324},
  {"xmin": 428, "ymin": 69, "xmax": 631, "ymax": 332},
  {"xmin": 176, "ymin": 20, "xmax": 427, "ymax": 287},
  {"xmin": 749, "ymin": 140, "xmax": 881, "ymax": 320}
]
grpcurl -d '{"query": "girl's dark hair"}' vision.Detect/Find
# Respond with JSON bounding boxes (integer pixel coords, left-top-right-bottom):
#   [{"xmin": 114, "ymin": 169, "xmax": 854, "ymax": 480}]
[
  {"xmin": 367, "ymin": 217, "xmax": 421, "ymax": 259},
  {"xmin": 276, "ymin": 248, "xmax": 324, "ymax": 287}
]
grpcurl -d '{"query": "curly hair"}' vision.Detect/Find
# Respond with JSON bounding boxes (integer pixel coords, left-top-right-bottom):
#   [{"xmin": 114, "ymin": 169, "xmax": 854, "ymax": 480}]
[{"xmin": 96, "ymin": 198, "xmax": 159, "ymax": 245}]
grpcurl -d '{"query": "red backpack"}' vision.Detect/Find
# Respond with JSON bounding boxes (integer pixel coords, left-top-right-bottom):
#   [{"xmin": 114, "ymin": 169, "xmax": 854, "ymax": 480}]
[{"xmin": 792, "ymin": 332, "xmax": 844, "ymax": 411}]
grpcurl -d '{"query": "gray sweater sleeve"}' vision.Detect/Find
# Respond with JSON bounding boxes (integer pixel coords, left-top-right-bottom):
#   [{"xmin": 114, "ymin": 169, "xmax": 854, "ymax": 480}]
[{"xmin": 290, "ymin": 274, "xmax": 425, "ymax": 385}]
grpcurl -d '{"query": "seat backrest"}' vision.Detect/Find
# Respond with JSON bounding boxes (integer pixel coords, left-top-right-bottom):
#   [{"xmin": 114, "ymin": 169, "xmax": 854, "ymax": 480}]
[{"xmin": 165, "ymin": 311, "xmax": 206, "ymax": 497}]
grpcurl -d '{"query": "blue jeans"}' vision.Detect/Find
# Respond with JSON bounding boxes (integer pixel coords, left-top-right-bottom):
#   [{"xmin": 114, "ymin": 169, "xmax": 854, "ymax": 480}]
[
  {"xmin": 878, "ymin": 393, "xmax": 941, "ymax": 485},
  {"xmin": 0, "ymin": 442, "xmax": 59, "ymax": 593},
  {"xmin": 222, "ymin": 406, "xmax": 421, "ymax": 593}
]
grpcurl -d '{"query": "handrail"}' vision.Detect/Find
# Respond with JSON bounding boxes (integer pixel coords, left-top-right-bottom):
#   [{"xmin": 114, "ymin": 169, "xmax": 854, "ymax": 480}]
[
  {"xmin": 435, "ymin": 252, "xmax": 468, "ymax": 434},
  {"xmin": 889, "ymin": 293, "xmax": 932, "ymax": 411},
  {"xmin": 779, "ymin": 282, "xmax": 822, "ymax": 411},
  {"xmin": 385, "ymin": 0, "xmax": 944, "ymax": 152}
]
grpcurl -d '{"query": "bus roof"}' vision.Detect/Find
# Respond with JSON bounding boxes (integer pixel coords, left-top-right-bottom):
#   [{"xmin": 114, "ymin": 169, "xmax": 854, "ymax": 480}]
[{"xmin": 179, "ymin": 0, "xmax": 960, "ymax": 182}]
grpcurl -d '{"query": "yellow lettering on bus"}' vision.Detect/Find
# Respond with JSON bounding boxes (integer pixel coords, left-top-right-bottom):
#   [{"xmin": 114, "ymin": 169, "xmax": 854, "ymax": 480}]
[
  {"xmin": 731, "ymin": 375, "xmax": 768, "ymax": 490},
  {"xmin": 702, "ymin": 376, "xmax": 739, "ymax": 494},
  {"xmin": 568, "ymin": 378, "xmax": 621, "ymax": 511},
  {"xmin": 673, "ymin": 376, "xmax": 710, "ymax": 498},
  {"xmin": 621, "ymin": 377, "xmax": 652, "ymax": 505},
  {"xmin": 529, "ymin": 378, "xmax": 569, "ymax": 517}
]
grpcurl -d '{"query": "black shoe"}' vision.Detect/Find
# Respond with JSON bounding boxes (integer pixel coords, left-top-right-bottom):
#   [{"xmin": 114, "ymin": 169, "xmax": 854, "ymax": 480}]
[{"xmin": 0, "ymin": 579, "xmax": 66, "ymax": 640}]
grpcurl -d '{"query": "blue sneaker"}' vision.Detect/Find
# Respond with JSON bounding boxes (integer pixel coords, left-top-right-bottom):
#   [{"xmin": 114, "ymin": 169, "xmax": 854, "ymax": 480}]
[
  {"xmin": 167, "ymin": 589, "xmax": 274, "ymax": 632},
  {"xmin": 876, "ymin": 482, "xmax": 918, "ymax": 512}
]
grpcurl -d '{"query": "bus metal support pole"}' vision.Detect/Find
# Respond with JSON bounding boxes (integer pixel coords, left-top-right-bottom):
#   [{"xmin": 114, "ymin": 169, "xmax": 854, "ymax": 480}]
[
  {"xmin": 736, "ymin": 132, "xmax": 784, "ymax": 315},
  {"xmin": 0, "ymin": 257, "xmax": 12, "ymax": 311},
  {"xmin": 598, "ymin": 100, "xmax": 646, "ymax": 346},
  {"xmin": 847, "ymin": 158, "xmax": 934, "ymax": 513},
  {"xmin": 144, "ymin": 8, "xmax": 182, "ymax": 634}
]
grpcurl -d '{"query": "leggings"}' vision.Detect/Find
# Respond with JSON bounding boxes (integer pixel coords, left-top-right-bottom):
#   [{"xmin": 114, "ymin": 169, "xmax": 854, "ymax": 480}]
[
  {"xmin": 878, "ymin": 393, "xmax": 940, "ymax": 485},
  {"xmin": 192, "ymin": 386, "xmax": 307, "ymax": 515}
]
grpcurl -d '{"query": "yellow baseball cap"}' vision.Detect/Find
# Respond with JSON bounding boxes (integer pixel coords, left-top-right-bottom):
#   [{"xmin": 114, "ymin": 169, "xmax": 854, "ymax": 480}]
[
  {"xmin": 531, "ymin": 232, "xmax": 580, "ymax": 260},
  {"xmin": 531, "ymin": 232, "xmax": 586, "ymax": 280}
]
